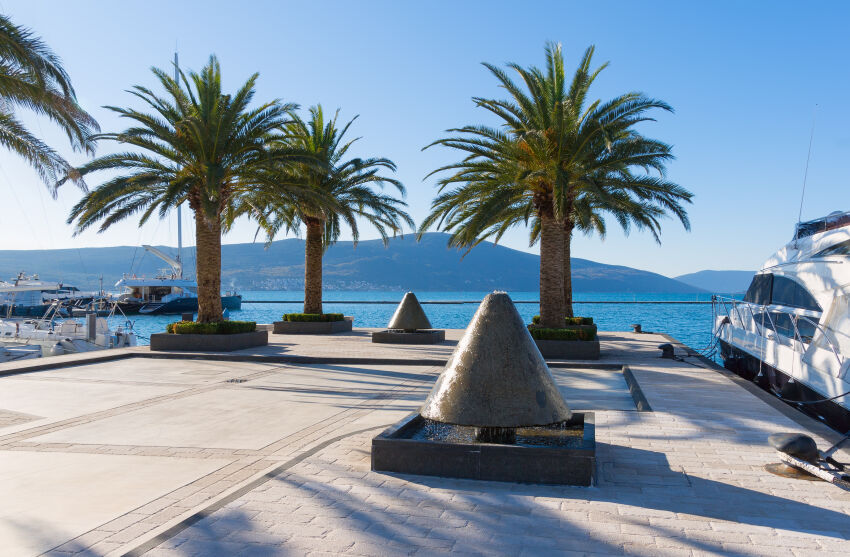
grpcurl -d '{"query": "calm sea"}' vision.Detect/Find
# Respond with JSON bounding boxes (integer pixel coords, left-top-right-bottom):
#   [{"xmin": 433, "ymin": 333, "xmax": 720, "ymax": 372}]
[{"xmin": 115, "ymin": 290, "xmax": 724, "ymax": 352}]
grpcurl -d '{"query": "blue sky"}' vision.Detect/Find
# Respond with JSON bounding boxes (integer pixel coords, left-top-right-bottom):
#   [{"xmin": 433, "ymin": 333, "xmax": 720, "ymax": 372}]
[{"xmin": 0, "ymin": 0, "xmax": 847, "ymax": 277}]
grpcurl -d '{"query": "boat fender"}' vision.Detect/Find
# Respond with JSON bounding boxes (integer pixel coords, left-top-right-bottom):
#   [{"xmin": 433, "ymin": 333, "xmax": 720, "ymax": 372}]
[{"xmin": 47, "ymin": 343, "xmax": 64, "ymax": 357}]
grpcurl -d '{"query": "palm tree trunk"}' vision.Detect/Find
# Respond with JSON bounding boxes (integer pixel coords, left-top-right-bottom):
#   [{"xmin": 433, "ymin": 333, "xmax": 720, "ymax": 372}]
[
  {"xmin": 194, "ymin": 212, "xmax": 223, "ymax": 323},
  {"xmin": 538, "ymin": 206, "xmax": 565, "ymax": 328},
  {"xmin": 303, "ymin": 217, "xmax": 324, "ymax": 314},
  {"xmin": 563, "ymin": 219, "xmax": 574, "ymax": 318}
]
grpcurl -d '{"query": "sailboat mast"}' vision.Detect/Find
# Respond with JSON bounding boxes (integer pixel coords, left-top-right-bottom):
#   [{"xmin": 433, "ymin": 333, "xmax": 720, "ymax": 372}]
[{"xmin": 174, "ymin": 51, "xmax": 183, "ymax": 278}]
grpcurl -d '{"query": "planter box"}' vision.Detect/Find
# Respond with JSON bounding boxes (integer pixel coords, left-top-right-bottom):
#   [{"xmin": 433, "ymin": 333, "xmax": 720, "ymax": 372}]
[
  {"xmin": 372, "ymin": 412, "xmax": 595, "ymax": 486},
  {"xmin": 272, "ymin": 318, "xmax": 353, "ymax": 335},
  {"xmin": 534, "ymin": 339, "xmax": 600, "ymax": 360},
  {"xmin": 150, "ymin": 330, "xmax": 268, "ymax": 352},
  {"xmin": 372, "ymin": 329, "xmax": 445, "ymax": 344}
]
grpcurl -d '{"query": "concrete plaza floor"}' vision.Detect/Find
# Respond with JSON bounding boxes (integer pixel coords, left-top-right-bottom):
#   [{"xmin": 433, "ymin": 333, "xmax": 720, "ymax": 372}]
[{"xmin": 0, "ymin": 330, "xmax": 848, "ymax": 556}]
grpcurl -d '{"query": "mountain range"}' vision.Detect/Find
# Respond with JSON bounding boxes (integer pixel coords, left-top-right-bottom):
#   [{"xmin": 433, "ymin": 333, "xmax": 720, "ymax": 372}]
[
  {"xmin": 674, "ymin": 270, "xmax": 754, "ymax": 293},
  {"xmin": 0, "ymin": 232, "xmax": 713, "ymax": 293}
]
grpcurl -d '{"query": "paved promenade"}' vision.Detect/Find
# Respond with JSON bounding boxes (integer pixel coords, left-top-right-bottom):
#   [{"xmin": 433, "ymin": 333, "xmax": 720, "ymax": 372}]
[{"xmin": 0, "ymin": 331, "xmax": 848, "ymax": 556}]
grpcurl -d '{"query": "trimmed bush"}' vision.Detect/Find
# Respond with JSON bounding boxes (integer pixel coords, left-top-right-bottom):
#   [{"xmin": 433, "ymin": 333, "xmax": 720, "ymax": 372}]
[
  {"xmin": 282, "ymin": 313, "xmax": 345, "ymax": 322},
  {"xmin": 532, "ymin": 315, "xmax": 594, "ymax": 326},
  {"xmin": 528, "ymin": 326, "xmax": 597, "ymax": 341},
  {"xmin": 166, "ymin": 320, "xmax": 257, "ymax": 335}
]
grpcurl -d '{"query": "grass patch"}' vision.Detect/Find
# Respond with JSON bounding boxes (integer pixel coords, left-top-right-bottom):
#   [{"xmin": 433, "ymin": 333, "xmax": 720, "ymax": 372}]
[
  {"xmin": 532, "ymin": 315, "xmax": 594, "ymax": 326},
  {"xmin": 281, "ymin": 313, "xmax": 345, "ymax": 322},
  {"xmin": 528, "ymin": 326, "xmax": 597, "ymax": 341},
  {"xmin": 166, "ymin": 320, "xmax": 257, "ymax": 335}
]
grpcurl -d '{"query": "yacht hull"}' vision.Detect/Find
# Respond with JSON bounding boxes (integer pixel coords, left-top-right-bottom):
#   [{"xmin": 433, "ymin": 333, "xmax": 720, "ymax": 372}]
[
  {"xmin": 118, "ymin": 295, "xmax": 242, "ymax": 315},
  {"xmin": 0, "ymin": 304, "xmax": 69, "ymax": 317},
  {"xmin": 719, "ymin": 339, "xmax": 850, "ymax": 433}
]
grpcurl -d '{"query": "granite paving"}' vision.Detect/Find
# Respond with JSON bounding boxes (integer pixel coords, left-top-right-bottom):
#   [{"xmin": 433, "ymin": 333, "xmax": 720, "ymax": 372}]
[{"xmin": 0, "ymin": 330, "xmax": 846, "ymax": 556}]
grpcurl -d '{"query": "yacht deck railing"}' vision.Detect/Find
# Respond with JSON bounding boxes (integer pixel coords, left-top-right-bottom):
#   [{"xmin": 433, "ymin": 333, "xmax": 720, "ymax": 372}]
[{"xmin": 713, "ymin": 295, "xmax": 844, "ymax": 368}]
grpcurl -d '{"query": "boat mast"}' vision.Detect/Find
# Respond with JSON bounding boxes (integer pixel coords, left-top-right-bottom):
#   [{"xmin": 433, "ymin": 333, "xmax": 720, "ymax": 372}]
[
  {"xmin": 174, "ymin": 51, "xmax": 183, "ymax": 278},
  {"xmin": 794, "ymin": 104, "xmax": 817, "ymax": 248}
]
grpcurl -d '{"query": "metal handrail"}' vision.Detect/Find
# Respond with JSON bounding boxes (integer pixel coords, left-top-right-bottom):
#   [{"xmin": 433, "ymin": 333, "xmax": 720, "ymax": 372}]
[{"xmin": 713, "ymin": 295, "xmax": 845, "ymax": 368}]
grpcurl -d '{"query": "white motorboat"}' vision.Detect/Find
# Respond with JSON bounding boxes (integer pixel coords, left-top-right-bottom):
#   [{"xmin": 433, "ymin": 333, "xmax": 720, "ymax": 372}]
[
  {"xmin": 0, "ymin": 303, "xmax": 137, "ymax": 362},
  {"xmin": 714, "ymin": 211, "xmax": 850, "ymax": 432},
  {"xmin": 0, "ymin": 272, "xmax": 93, "ymax": 317}
]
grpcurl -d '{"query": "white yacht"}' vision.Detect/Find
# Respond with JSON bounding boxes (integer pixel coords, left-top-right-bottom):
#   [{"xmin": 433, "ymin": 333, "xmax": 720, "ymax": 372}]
[
  {"xmin": 0, "ymin": 303, "xmax": 137, "ymax": 362},
  {"xmin": 0, "ymin": 272, "xmax": 91, "ymax": 317},
  {"xmin": 114, "ymin": 245, "xmax": 241, "ymax": 315},
  {"xmin": 714, "ymin": 211, "xmax": 850, "ymax": 432}
]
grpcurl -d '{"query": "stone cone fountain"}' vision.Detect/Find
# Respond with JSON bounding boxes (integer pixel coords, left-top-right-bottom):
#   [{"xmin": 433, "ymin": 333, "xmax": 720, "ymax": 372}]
[
  {"xmin": 420, "ymin": 291, "xmax": 570, "ymax": 442},
  {"xmin": 372, "ymin": 291, "xmax": 595, "ymax": 485},
  {"xmin": 372, "ymin": 292, "xmax": 445, "ymax": 344}
]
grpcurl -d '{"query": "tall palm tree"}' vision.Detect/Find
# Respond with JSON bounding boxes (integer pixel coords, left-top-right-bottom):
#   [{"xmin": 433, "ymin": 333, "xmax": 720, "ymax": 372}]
[
  {"xmin": 63, "ymin": 55, "xmax": 307, "ymax": 322},
  {"xmin": 0, "ymin": 14, "xmax": 98, "ymax": 190},
  {"xmin": 255, "ymin": 105, "xmax": 413, "ymax": 315},
  {"xmin": 421, "ymin": 43, "xmax": 691, "ymax": 324}
]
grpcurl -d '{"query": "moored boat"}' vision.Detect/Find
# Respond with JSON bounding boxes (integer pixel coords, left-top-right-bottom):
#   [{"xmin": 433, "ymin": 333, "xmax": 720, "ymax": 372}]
[
  {"xmin": 713, "ymin": 211, "xmax": 850, "ymax": 432},
  {"xmin": 0, "ymin": 303, "xmax": 137, "ymax": 362},
  {"xmin": 114, "ymin": 245, "xmax": 241, "ymax": 315}
]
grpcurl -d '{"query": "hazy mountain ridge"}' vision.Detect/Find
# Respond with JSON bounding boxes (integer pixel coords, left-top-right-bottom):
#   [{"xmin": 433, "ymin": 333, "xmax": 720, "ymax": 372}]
[
  {"xmin": 675, "ymin": 270, "xmax": 755, "ymax": 293},
  {"xmin": 0, "ymin": 232, "xmax": 704, "ymax": 293}
]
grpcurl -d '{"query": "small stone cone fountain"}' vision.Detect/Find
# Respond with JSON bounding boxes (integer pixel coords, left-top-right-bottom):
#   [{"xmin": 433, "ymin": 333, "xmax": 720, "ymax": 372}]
[
  {"xmin": 388, "ymin": 292, "xmax": 432, "ymax": 332},
  {"xmin": 420, "ymin": 291, "xmax": 571, "ymax": 443},
  {"xmin": 372, "ymin": 292, "xmax": 444, "ymax": 344}
]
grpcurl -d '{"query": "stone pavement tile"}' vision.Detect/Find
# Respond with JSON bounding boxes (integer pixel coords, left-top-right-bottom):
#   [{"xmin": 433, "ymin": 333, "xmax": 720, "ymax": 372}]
[
  {"xmin": 749, "ymin": 533, "xmax": 821, "ymax": 548},
  {"xmin": 238, "ymin": 544, "xmax": 288, "ymax": 557},
  {"xmin": 142, "ymin": 549, "xmax": 185, "ymax": 557},
  {"xmin": 625, "ymin": 546, "xmax": 691, "ymax": 557},
  {"xmin": 102, "ymin": 521, "xmax": 158, "ymax": 545},
  {"xmin": 99, "ymin": 512, "xmax": 150, "ymax": 532},
  {"xmin": 162, "ymin": 538, "xmax": 250, "ymax": 557},
  {"xmin": 718, "ymin": 543, "xmax": 796, "ymax": 556},
  {"xmin": 347, "ymin": 541, "xmax": 417, "ymax": 556}
]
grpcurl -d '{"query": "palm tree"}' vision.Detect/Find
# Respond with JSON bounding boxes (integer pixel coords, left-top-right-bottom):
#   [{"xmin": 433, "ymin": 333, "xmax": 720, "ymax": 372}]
[
  {"xmin": 0, "ymin": 14, "xmax": 98, "ymax": 190},
  {"xmin": 421, "ymin": 43, "xmax": 692, "ymax": 324},
  {"xmin": 255, "ymin": 105, "xmax": 413, "ymax": 315},
  {"xmin": 63, "ymin": 56, "xmax": 306, "ymax": 322}
]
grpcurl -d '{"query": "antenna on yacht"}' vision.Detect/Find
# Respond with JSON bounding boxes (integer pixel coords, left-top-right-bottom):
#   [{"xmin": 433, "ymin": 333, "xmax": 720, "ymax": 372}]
[
  {"xmin": 174, "ymin": 50, "xmax": 183, "ymax": 278},
  {"xmin": 794, "ymin": 104, "xmax": 818, "ymax": 248}
]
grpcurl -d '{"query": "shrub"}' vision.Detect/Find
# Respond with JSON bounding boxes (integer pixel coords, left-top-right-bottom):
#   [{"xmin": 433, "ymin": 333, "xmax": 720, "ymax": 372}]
[
  {"xmin": 166, "ymin": 320, "xmax": 257, "ymax": 335},
  {"xmin": 531, "ymin": 315, "xmax": 593, "ymax": 326},
  {"xmin": 528, "ymin": 326, "xmax": 597, "ymax": 341},
  {"xmin": 281, "ymin": 313, "xmax": 345, "ymax": 322}
]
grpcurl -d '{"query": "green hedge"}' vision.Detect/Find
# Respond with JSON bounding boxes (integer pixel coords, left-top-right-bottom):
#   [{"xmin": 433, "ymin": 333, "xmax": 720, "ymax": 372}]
[
  {"xmin": 532, "ymin": 315, "xmax": 594, "ymax": 326},
  {"xmin": 528, "ymin": 326, "xmax": 597, "ymax": 341},
  {"xmin": 166, "ymin": 320, "xmax": 257, "ymax": 335},
  {"xmin": 281, "ymin": 313, "xmax": 345, "ymax": 322}
]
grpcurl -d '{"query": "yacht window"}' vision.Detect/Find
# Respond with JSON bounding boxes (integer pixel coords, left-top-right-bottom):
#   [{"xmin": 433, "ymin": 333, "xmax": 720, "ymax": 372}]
[
  {"xmin": 771, "ymin": 276, "xmax": 821, "ymax": 311},
  {"xmin": 814, "ymin": 239, "xmax": 850, "ymax": 257},
  {"xmin": 754, "ymin": 312, "xmax": 817, "ymax": 343},
  {"xmin": 744, "ymin": 274, "xmax": 772, "ymax": 305}
]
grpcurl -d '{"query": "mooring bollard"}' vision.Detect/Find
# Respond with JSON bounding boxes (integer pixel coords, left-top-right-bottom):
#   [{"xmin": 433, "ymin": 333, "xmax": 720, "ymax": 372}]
[
  {"xmin": 632, "ymin": 323, "xmax": 642, "ymax": 333},
  {"xmin": 658, "ymin": 343, "xmax": 674, "ymax": 359}
]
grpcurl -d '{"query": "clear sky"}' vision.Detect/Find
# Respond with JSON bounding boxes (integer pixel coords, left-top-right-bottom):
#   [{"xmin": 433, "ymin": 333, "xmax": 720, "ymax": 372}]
[{"xmin": 0, "ymin": 0, "xmax": 847, "ymax": 278}]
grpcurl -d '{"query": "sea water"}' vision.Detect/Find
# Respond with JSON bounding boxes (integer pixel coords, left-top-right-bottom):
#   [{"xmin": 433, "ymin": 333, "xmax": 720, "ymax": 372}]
[{"xmin": 112, "ymin": 290, "xmax": 725, "ymax": 353}]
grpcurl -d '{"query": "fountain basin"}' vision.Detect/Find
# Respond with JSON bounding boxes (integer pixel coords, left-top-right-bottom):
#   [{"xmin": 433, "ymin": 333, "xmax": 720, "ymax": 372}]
[
  {"xmin": 372, "ymin": 412, "xmax": 595, "ymax": 485},
  {"xmin": 371, "ymin": 329, "xmax": 446, "ymax": 344}
]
